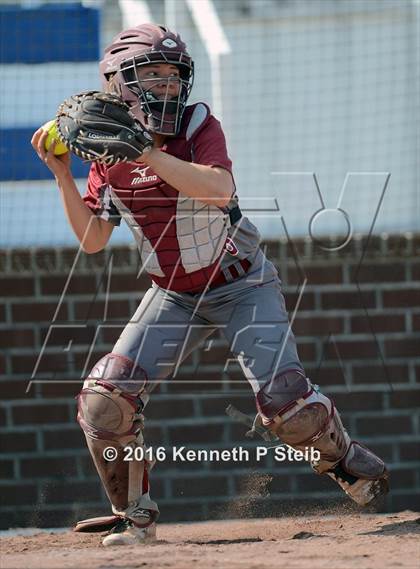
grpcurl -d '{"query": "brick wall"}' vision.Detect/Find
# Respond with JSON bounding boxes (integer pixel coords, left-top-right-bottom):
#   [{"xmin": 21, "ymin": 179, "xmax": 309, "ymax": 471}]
[{"xmin": 1, "ymin": 234, "xmax": 419, "ymax": 529}]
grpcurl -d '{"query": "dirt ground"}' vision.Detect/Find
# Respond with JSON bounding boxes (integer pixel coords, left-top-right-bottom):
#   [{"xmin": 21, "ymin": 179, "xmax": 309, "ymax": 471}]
[{"xmin": 1, "ymin": 511, "xmax": 419, "ymax": 569}]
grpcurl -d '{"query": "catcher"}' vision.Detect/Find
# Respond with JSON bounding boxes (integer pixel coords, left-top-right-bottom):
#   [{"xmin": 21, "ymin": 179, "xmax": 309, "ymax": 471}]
[{"xmin": 31, "ymin": 23, "xmax": 388, "ymax": 546}]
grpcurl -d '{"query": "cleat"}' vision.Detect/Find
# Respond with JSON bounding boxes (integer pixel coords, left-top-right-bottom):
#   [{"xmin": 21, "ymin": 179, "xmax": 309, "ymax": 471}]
[{"xmin": 102, "ymin": 518, "xmax": 157, "ymax": 546}]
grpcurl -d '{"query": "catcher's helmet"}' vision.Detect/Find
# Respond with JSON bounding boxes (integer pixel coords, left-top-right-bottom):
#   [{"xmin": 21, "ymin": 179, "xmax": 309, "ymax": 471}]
[{"xmin": 100, "ymin": 23, "xmax": 194, "ymax": 136}]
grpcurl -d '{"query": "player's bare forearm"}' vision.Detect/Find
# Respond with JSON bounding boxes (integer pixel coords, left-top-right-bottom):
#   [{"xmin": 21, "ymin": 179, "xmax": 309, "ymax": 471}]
[
  {"xmin": 31, "ymin": 128, "xmax": 113, "ymax": 253},
  {"xmin": 56, "ymin": 171, "xmax": 113, "ymax": 253},
  {"xmin": 139, "ymin": 148, "xmax": 233, "ymax": 207}
]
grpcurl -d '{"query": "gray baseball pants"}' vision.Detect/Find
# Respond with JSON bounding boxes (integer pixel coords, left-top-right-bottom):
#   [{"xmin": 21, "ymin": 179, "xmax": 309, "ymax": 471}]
[{"xmin": 113, "ymin": 248, "xmax": 305, "ymax": 399}]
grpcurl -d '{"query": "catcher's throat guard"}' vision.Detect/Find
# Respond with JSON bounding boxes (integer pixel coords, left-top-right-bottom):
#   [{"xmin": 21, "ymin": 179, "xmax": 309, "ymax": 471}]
[
  {"xmin": 253, "ymin": 370, "xmax": 389, "ymax": 506},
  {"xmin": 77, "ymin": 353, "xmax": 159, "ymax": 527}
]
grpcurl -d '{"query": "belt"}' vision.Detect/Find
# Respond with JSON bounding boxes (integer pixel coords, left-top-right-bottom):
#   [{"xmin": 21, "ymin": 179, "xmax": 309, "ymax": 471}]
[{"xmin": 207, "ymin": 258, "xmax": 252, "ymax": 290}]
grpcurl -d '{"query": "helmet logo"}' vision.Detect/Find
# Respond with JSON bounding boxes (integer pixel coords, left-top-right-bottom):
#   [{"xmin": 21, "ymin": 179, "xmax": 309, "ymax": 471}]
[{"xmin": 162, "ymin": 38, "xmax": 177, "ymax": 48}]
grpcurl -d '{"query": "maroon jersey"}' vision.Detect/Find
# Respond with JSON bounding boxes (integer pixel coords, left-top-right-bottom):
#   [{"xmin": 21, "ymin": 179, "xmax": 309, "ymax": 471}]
[{"xmin": 83, "ymin": 102, "xmax": 261, "ymax": 292}]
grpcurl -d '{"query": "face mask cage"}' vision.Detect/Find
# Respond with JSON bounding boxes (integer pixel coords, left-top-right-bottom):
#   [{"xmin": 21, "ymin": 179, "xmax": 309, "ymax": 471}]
[{"xmin": 120, "ymin": 52, "xmax": 194, "ymax": 135}]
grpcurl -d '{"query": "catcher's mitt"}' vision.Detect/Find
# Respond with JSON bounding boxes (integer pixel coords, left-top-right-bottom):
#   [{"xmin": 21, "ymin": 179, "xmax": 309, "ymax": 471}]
[{"xmin": 56, "ymin": 90, "xmax": 154, "ymax": 166}]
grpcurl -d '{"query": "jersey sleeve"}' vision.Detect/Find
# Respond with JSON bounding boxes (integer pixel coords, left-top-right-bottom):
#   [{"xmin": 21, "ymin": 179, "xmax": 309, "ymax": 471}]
[
  {"xmin": 191, "ymin": 116, "xmax": 233, "ymax": 173},
  {"xmin": 83, "ymin": 162, "xmax": 121, "ymax": 226}
]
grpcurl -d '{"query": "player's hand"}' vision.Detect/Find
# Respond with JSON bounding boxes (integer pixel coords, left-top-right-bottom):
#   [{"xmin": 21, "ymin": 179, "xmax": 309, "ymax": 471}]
[{"xmin": 31, "ymin": 128, "xmax": 72, "ymax": 180}]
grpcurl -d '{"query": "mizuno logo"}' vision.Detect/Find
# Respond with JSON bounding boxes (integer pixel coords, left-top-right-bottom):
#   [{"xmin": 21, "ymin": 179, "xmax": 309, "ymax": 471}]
[
  {"xmin": 130, "ymin": 166, "xmax": 149, "ymax": 176},
  {"xmin": 130, "ymin": 165, "xmax": 158, "ymax": 185}
]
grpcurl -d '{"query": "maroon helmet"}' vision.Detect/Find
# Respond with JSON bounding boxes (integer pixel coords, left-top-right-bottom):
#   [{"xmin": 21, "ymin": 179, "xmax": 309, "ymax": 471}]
[{"xmin": 99, "ymin": 23, "xmax": 194, "ymax": 136}]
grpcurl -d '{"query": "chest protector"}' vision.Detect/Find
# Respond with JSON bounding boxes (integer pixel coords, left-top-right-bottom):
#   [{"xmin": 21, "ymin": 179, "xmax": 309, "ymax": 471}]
[{"xmin": 104, "ymin": 103, "xmax": 233, "ymax": 293}]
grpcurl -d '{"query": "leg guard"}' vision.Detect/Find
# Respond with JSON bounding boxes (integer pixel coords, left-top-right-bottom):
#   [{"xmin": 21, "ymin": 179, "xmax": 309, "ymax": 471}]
[
  {"xmin": 257, "ymin": 370, "xmax": 389, "ymax": 505},
  {"xmin": 77, "ymin": 353, "xmax": 159, "ymax": 528}
]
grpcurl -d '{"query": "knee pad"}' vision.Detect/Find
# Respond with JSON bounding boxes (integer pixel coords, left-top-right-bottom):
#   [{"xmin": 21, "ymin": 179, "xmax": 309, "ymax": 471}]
[
  {"xmin": 77, "ymin": 353, "xmax": 158, "ymax": 526},
  {"xmin": 77, "ymin": 353, "xmax": 148, "ymax": 444},
  {"xmin": 256, "ymin": 369, "xmax": 388, "ymax": 505}
]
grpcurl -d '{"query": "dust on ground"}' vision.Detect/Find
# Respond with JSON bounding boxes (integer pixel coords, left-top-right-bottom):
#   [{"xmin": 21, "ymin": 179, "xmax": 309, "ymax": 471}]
[{"xmin": 1, "ymin": 510, "xmax": 418, "ymax": 569}]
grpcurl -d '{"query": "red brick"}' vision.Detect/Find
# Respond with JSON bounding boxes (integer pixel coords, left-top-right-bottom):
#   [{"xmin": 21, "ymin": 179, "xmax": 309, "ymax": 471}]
[
  {"xmin": 264, "ymin": 242, "xmax": 280, "ymax": 261},
  {"xmin": 171, "ymin": 476, "xmax": 229, "ymax": 498},
  {"xmin": 0, "ymin": 408, "xmax": 7, "ymax": 427},
  {"xmin": 288, "ymin": 265, "xmax": 343, "ymax": 285},
  {"xmin": 169, "ymin": 372, "xmax": 224, "ymax": 393},
  {"xmin": 297, "ymin": 341, "xmax": 317, "ymax": 362},
  {"xmin": 321, "ymin": 290, "xmax": 376, "ymax": 310},
  {"xmin": 0, "ymin": 353, "xmax": 5, "ymax": 374},
  {"xmin": 266, "ymin": 475, "xmax": 292, "ymax": 494},
  {"xmin": 74, "ymin": 299, "xmax": 130, "ymax": 321},
  {"xmin": 108, "ymin": 246, "xmax": 133, "ymax": 267},
  {"xmin": 0, "ymin": 380, "xmax": 32, "ymax": 400},
  {"xmin": 390, "ymin": 493, "xmax": 420, "ymax": 512},
  {"xmin": 0, "ymin": 328, "xmax": 35, "ymax": 348},
  {"xmin": 233, "ymin": 473, "xmax": 281, "ymax": 493},
  {"xmin": 39, "ymin": 324, "xmax": 97, "ymax": 348},
  {"xmin": 284, "ymin": 291, "xmax": 316, "ymax": 311},
  {"xmin": 352, "ymin": 364, "xmax": 409, "ymax": 384},
  {"xmin": 323, "ymin": 340, "xmax": 378, "ymax": 360},
  {"xmin": 382, "ymin": 289, "xmax": 420, "ymax": 308},
  {"xmin": 0, "ymin": 484, "xmax": 38, "ymax": 506},
  {"xmin": 351, "ymin": 314, "xmax": 406, "ymax": 334},
  {"xmin": 168, "ymin": 424, "xmax": 224, "ymax": 444},
  {"xmin": 385, "ymin": 338, "xmax": 420, "ymax": 358},
  {"xmin": 100, "ymin": 327, "xmax": 124, "ymax": 345},
  {"xmin": 388, "ymin": 468, "xmax": 417, "ymax": 489},
  {"xmin": 12, "ymin": 302, "xmax": 68, "ymax": 323},
  {"xmin": 1, "ymin": 277, "xmax": 34, "ymax": 297},
  {"xmin": 43, "ymin": 429, "xmax": 84, "ymax": 450},
  {"xmin": 411, "ymin": 262, "xmax": 420, "ymax": 281},
  {"xmin": 12, "ymin": 404, "xmax": 69, "ymax": 425},
  {"xmin": 399, "ymin": 442, "xmax": 420, "ymax": 461},
  {"xmin": 0, "ymin": 251, "xmax": 7, "ymax": 272},
  {"xmin": 199, "ymin": 343, "xmax": 231, "ymax": 367},
  {"xmin": 79, "ymin": 455, "xmax": 100, "ymax": 477},
  {"xmin": 20, "ymin": 457, "xmax": 78, "ymax": 478},
  {"xmin": 109, "ymin": 272, "xmax": 150, "ymax": 293},
  {"xmin": 200, "ymin": 395, "xmax": 255, "ymax": 417},
  {"xmin": 40, "ymin": 275, "xmax": 96, "ymax": 296},
  {"xmin": 0, "ymin": 432, "xmax": 37, "ymax": 453},
  {"xmin": 331, "ymin": 391, "xmax": 384, "ymax": 412},
  {"xmin": 158, "ymin": 504, "xmax": 208, "ymax": 524},
  {"xmin": 43, "ymin": 481, "xmax": 102, "ymax": 504},
  {"xmin": 146, "ymin": 398, "xmax": 195, "ymax": 420},
  {"xmin": 284, "ymin": 239, "xmax": 306, "ymax": 259},
  {"xmin": 73, "ymin": 351, "xmax": 105, "ymax": 374},
  {"xmin": 349, "ymin": 263, "xmax": 405, "ymax": 283},
  {"xmin": 412, "ymin": 313, "xmax": 420, "ymax": 332},
  {"xmin": 295, "ymin": 473, "xmax": 336, "ymax": 492},
  {"xmin": 356, "ymin": 415, "xmax": 412, "ymax": 436},
  {"xmin": 0, "ymin": 460, "xmax": 14, "ymax": 478},
  {"xmin": 0, "ymin": 304, "xmax": 6, "ymax": 322},
  {"xmin": 38, "ymin": 380, "xmax": 82, "ymax": 398},
  {"xmin": 11, "ymin": 353, "xmax": 68, "ymax": 374},
  {"xmin": 293, "ymin": 316, "xmax": 344, "ymax": 336},
  {"xmin": 366, "ymin": 442, "xmax": 394, "ymax": 462},
  {"xmin": 389, "ymin": 390, "xmax": 420, "ymax": 409},
  {"xmin": 307, "ymin": 365, "xmax": 348, "ymax": 387}
]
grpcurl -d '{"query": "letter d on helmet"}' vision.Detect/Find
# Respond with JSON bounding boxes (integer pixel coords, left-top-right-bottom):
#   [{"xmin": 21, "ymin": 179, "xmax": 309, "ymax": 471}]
[{"xmin": 99, "ymin": 23, "xmax": 194, "ymax": 136}]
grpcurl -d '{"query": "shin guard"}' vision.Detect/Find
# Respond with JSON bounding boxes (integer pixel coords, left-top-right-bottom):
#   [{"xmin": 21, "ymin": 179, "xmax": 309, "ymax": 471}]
[{"xmin": 257, "ymin": 370, "xmax": 389, "ymax": 505}]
